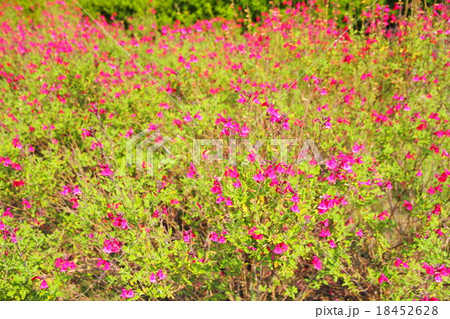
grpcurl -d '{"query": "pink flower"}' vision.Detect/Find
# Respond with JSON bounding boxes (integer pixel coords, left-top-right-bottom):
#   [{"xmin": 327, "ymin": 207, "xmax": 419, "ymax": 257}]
[
  {"xmin": 149, "ymin": 273, "xmax": 157, "ymax": 283},
  {"xmin": 423, "ymin": 263, "xmax": 449, "ymax": 282},
  {"xmin": 149, "ymin": 269, "xmax": 167, "ymax": 283},
  {"xmin": 55, "ymin": 258, "xmax": 77, "ymax": 272},
  {"xmin": 253, "ymin": 173, "xmax": 265, "ymax": 182},
  {"xmin": 436, "ymin": 265, "xmax": 449, "ymax": 277},
  {"xmin": 355, "ymin": 229, "xmax": 364, "ymax": 237},
  {"xmin": 120, "ymin": 288, "xmax": 134, "ymax": 299},
  {"xmin": 209, "ymin": 232, "xmax": 219, "ymax": 242},
  {"xmin": 103, "ymin": 238, "xmax": 122, "ymax": 254},
  {"xmin": 403, "ymin": 201, "xmax": 413, "ymax": 211},
  {"xmin": 210, "ymin": 180, "xmax": 222, "ymax": 194},
  {"xmin": 378, "ymin": 273, "xmax": 389, "ymax": 284},
  {"xmin": 72, "ymin": 185, "xmax": 82, "ymax": 195},
  {"xmin": 3, "ymin": 207, "xmax": 13, "ymax": 218},
  {"xmin": 422, "ymin": 263, "xmax": 435, "ymax": 275},
  {"xmin": 156, "ymin": 269, "xmax": 167, "ymax": 280},
  {"xmin": 40, "ymin": 279, "xmax": 49, "ymax": 290},
  {"xmin": 248, "ymin": 227, "xmax": 264, "ymax": 240},
  {"xmin": 232, "ymin": 179, "xmax": 242, "ymax": 188},
  {"xmin": 240, "ymin": 124, "xmax": 250, "ymax": 137},
  {"xmin": 376, "ymin": 211, "xmax": 389, "ymax": 220},
  {"xmin": 100, "ymin": 165, "xmax": 114, "ymax": 176},
  {"xmin": 187, "ymin": 163, "xmax": 197, "ymax": 178},
  {"xmin": 22, "ymin": 198, "xmax": 31, "ymax": 209},
  {"xmin": 419, "ymin": 296, "xmax": 439, "ymax": 301},
  {"xmin": 394, "ymin": 258, "xmax": 409, "ymax": 268},
  {"xmin": 225, "ymin": 197, "xmax": 233, "ymax": 206},
  {"xmin": 70, "ymin": 198, "xmax": 79, "ymax": 209},
  {"xmin": 352, "ymin": 143, "xmax": 365, "ymax": 154},
  {"xmin": 12, "ymin": 136, "xmax": 22, "ymax": 149},
  {"xmin": 13, "ymin": 180, "xmax": 25, "ymax": 187},
  {"xmin": 209, "ymin": 231, "xmax": 227, "ymax": 243},
  {"xmin": 194, "ymin": 112, "xmax": 202, "ymax": 120},
  {"xmin": 96, "ymin": 258, "xmax": 111, "ymax": 271},
  {"xmin": 319, "ymin": 228, "xmax": 331, "ymax": 238},
  {"xmin": 183, "ymin": 230, "xmax": 195, "ymax": 243},
  {"xmin": 434, "ymin": 274, "xmax": 442, "ymax": 283},
  {"xmin": 60, "ymin": 185, "xmax": 71, "ymax": 196},
  {"xmin": 224, "ymin": 167, "xmax": 239, "ymax": 178},
  {"xmin": 311, "ymin": 256, "xmax": 322, "ymax": 270},
  {"xmin": 273, "ymin": 242, "xmax": 289, "ymax": 254},
  {"xmin": 435, "ymin": 229, "xmax": 444, "ymax": 236},
  {"xmin": 111, "ymin": 214, "xmax": 129, "ymax": 230}
]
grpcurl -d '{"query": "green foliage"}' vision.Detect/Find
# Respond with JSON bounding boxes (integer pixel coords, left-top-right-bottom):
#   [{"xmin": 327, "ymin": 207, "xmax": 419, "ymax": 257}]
[{"xmin": 0, "ymin": 0, "xmax": 448, "ymax": 301}]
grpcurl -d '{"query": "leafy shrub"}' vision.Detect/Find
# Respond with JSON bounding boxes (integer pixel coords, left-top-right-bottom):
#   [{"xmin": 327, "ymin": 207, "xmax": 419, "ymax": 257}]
[{"xmin": 0, "ymin": 1, "xmax": 448, "ymax": 301}]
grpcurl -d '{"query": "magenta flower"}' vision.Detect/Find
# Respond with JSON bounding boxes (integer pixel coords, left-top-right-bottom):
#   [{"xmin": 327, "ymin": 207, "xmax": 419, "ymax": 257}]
[
  {"xmin": 422, "ymin": 263, "xmax": 435, "ymax": 275},
  {"xmin": 318, "ymin": 228, "xmax": 331, "ymax": 237},
  {"xmin": 156, "ymin": 269, "xmax": 167, "ymax": 280},
  {"xmin": 183, "ymin": 230, "xmax": 195, "ymax": 243},
  {"xmin": 22, "ymin": 198, "xmax": 31, "ymax": 209},
  {"xmin": 253, "ymin": 173, "xmax": 265, "ymax": 182},
  {"xmin": 273, "ymin": 242, "xmax": 289, "ymax": 254},
  {"xmin": 422, "ymin": 263, "xmax": 449, "ymax": 282},
  {"xmin": 60, "ymin": 185, "xmax": 71, "ymax": 196},
  {"xmin": 149, "ymin": 269, "xmax": 167, "ymax": 283},
  {"xmin": 224, "ymin": 167, "xmax": 239, "ymax": 179},
  {"xmin": 240, "ymin": 124, "xmax": 250, "ymax": 137},
  {"xmin": 13, "ymin": 180, "xmax": 25, "ymax": 187},
  {"xmin": 311, "ymin": 256, "xmax": 322, "ymax": 270},
  {"xmin": 378, "ymin": 273, "xmax": 389, "ymax": 284},
  {"xmin": 376, "ymin": 211, "xmax": 389, "ymax": 220},
  {"xmin": 100, "ymin": 165, "xmax": 114, "ymax": 176},
  {"xmin": 403, "ymin": 200, "xmax": 413, "ymax": 211},
  {"xmin": 218, "ymin": 235, "xmax": 227, "ymax": 244},
  {"xmin": 103, "ymin": 238, "xmax": 122, "ymax": 254},
  {"xmin": 96, "ymin": 258, "xmax": 111, "ymax": 271},
  {"xmin": 12, "ymin": 136, "xmax": 22, "ymax": 149},
  {"xmin": 210, "ymin": 180, "xmax": 222, "ymax": 194},
  {"xmin": 352, "ymin": 143, "xmax": 365, "ymax": 154},
  {"xmin": 72, "ymin": 185, "xmax": 82, "ymax": 195},
  {"xmin": 111, "ymin": 214, "xmax": 129, "ymax": 230},
  {"xmin": 40, "ymin": 279, "xmax": 49, "ymax": 290},
  {"xmin": 435, "ymin": 229, "xmax": 444, "ymax": 236},
  {"xmin": 419, "ymin": 296, "xmax": 439, "ymax": 301},
  {"xmin": 187, "ymin": 163, "xmax": 197, "ymax": 178},
  {"xmin": 55, "ymin": 257, "xmax": 77, "ymax": 272},
  {"xmin": 328, "ymin": 240, "xmax": 337, "ymax": 248},
  {"xmin": 394, "ymin": 258, "xmax": 409, "ymax": 268},
  {"xmin": 225, "ymin": 197, "xmax": 233, "ymax": 207},
  {"xmin": 232, "ymin": 179, "xmax": 242, "ymax": 188},
  {"xmin": 2, "ymin": 207, "xmax": 13, "ymax": 218},
  {"xmin": 209, "ymin": 232, "xmax": 219, "ymax": 242},
  {"xmin": 209, "ymin": 232, "xmax": 227, "ymax": 243},
  {"xmin": 120, "ymin": 288, "xmax": 134, "ymax": 299},
  {"xmin": 248, "ymin": 227, "xmax": 263, "ymax": 240}
]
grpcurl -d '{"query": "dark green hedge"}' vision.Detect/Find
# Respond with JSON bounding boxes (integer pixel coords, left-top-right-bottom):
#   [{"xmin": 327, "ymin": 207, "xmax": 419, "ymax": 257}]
[{"xmin": 15, "ymin": 0, "xmax": 443, "ymax": 28}]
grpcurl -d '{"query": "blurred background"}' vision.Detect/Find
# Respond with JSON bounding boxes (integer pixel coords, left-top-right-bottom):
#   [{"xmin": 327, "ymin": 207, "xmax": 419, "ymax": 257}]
[{"xmin": 11, "ymin": 0, "xmax": 442, "ymax": 29}]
